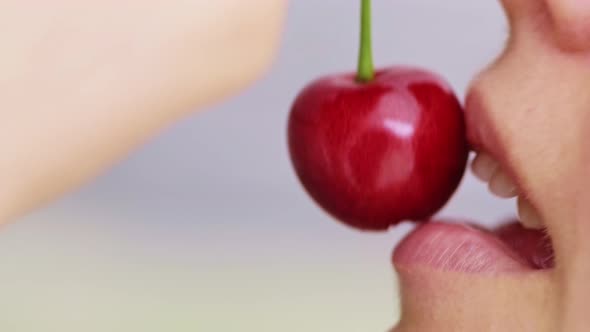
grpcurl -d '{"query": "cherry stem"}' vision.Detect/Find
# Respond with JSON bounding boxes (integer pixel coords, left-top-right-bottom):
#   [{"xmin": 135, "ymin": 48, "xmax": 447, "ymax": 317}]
[{"xmin": 357, "ymin": 0, "xmax": 374, "ymax": 83}]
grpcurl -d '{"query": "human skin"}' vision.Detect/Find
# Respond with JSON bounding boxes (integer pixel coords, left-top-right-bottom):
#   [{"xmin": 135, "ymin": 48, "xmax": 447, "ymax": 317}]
[
  {"xmin": 0, "ymin": 0, "xmax": 286, "ymax": 222},
  {"xmin": 393, "ymin": 0, "xmax": 590, "ymax": 331}
]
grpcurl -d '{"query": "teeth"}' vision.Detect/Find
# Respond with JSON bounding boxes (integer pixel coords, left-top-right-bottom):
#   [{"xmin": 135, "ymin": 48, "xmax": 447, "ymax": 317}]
[
  {"xmin": 472, "ymin": 153, "xmax": 540, "ymax": 229},
  {"xmin": 488, "ymin": 169, "xmax": 518, "ymax": 198},
  {"xmin": 517, "ymin": 196, "xmax": 544, "ymax": 230},
  {"xmin": 471, "ymin": 153, "xmax": 499, "ymax": 182}
]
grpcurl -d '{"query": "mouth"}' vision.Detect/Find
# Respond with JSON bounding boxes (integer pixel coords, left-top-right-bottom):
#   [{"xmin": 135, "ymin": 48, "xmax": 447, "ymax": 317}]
[
  {"xmin": 393, "ymin": 219, "xmax": 554, "ymax": 274},
  {"xmin": 392, "ymin": 88, "xmax": 555, "ymax": 275}
]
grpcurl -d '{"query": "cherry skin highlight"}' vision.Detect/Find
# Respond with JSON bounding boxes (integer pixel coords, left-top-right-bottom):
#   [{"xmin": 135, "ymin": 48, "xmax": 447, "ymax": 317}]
[{"xmin": 287, "ymin": 67, "xmax": 469, "ymax": 231}]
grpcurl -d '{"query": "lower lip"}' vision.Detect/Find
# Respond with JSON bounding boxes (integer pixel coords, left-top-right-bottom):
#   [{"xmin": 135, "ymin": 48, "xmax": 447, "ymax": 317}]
[{"xmin": 392, "ymin": 220, "xmax": 554, "ymax": 274}]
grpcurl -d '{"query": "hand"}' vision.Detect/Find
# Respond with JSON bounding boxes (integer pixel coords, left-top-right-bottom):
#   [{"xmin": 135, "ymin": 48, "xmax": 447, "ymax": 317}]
[{"xmin": 0, "ymin": 0, "xmax": 286, "ymax": 222}]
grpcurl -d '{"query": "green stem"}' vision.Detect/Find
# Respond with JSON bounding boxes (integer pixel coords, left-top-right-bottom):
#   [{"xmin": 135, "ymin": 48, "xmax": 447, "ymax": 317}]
[{"xmin": 357, "ymin": 0, "xmax": 374, "ymax": 83}]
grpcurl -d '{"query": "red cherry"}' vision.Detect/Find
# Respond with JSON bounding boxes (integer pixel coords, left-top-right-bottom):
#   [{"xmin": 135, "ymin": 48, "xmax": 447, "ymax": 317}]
[
  {"xmin": 288, "ymin": 68, "xmax": 468, "ymax": 230},
  {"xmin": 287, "ymin": 0, "xmax": 468, "ymax": 230}
]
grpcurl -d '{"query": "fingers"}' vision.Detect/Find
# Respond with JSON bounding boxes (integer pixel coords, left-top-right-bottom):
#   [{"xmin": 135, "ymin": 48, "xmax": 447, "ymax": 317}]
[{"xmin": 0, "ymin": 0, "xmax": 287, "ymax": 224}]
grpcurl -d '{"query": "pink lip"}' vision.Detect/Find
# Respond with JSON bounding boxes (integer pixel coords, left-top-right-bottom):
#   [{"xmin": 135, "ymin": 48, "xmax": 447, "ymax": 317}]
[{"xmin": 393, "ymin": 221, "xmax": 554, "ymax": 274}]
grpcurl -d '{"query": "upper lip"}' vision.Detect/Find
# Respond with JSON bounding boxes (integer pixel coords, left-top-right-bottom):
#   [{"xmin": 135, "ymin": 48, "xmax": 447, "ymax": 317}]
[
  {"xmin": 463, "ymin": 87, "xmax": 493, "ymax": 154},
  {"xmin": 462, "ymin": 86, "xmax": 515, "ymax": 175}
]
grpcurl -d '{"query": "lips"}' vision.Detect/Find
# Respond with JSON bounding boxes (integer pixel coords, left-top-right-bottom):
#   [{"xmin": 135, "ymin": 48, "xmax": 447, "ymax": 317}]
[
  {"xmin": 392, "ymin": 87, "xmax": 555, "ymax": 275},
  {"xmin": 393, "ymin": 220, "xmax": 554, "ymax": 274}
]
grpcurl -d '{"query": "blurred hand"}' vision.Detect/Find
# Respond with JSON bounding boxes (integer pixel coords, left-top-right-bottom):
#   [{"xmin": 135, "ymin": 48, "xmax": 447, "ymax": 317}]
[{"xmin": 0, "ymin": 0, "xmax": 286, "ymax": 223}]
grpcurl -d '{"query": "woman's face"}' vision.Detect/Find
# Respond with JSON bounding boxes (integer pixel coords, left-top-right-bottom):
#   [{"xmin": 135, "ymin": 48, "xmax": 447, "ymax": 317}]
[{"xmin": 392, "ymin": 1, "xmax": 590, "ymax": 331}]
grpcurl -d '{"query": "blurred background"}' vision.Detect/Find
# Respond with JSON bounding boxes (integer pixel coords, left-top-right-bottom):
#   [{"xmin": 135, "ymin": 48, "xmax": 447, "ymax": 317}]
[{"xmin": 0, "ymin": 1, "xmax": 514, "ymax": 331}]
